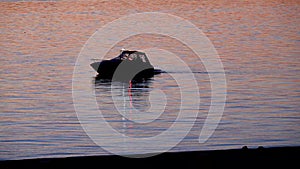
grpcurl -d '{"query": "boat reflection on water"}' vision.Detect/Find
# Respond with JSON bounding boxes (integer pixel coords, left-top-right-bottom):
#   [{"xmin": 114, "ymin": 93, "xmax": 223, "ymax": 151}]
[
  {"xmin": 94, "ymin": 75, "xmax": 153, "ymax": 113},
  {"xmin": 93, "ymin": 76, "xmax": 161, "ymax": 137}
]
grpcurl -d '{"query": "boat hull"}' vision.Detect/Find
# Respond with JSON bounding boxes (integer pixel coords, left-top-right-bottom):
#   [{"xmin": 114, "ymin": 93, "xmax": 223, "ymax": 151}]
[{"xmin": 91, "ymin": 59, "xmax": 157, "ymax": 80}]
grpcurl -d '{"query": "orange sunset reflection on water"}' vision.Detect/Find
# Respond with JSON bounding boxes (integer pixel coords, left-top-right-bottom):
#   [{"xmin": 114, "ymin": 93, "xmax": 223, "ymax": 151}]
[{"xmin": 0, "ymin": 0, "xmax": 299, "ymax": 160}]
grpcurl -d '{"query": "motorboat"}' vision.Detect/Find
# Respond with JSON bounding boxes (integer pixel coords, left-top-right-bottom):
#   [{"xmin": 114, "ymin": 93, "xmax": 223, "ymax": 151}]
[{"xmin": 90, "ymin": 49, "xmax": 161, "ymax": 80}]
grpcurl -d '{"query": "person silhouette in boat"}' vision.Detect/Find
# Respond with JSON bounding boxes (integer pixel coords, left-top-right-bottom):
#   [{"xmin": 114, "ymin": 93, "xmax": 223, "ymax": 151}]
[{"xmin": 119, "ymin": 50, "xmax": 137, "ymax": 62}]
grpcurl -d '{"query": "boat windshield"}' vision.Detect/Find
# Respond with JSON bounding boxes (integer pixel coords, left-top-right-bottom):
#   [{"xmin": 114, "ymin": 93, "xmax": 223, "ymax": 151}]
[
  {"xmin": 138, "ymin": 53, "xmax": 147, "ymax": 63},
  {"xmin": 119, "ymin": 51, "xmax": 149, "ymax": 63}
]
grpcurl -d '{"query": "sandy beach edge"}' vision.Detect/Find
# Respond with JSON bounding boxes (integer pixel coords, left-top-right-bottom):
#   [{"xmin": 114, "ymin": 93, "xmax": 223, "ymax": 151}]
[{"xmin": 1, "ymin": 146, "xmax": 299, "ymax": 168}]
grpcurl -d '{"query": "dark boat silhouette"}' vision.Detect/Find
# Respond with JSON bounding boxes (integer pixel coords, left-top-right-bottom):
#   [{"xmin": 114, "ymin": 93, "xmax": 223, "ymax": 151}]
[{"xmin": 90, "ymin": 49, "xmax": 161, "ymax": 80}]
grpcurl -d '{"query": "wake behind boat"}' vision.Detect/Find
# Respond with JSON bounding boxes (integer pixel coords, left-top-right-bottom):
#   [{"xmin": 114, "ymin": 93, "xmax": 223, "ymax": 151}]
[{"xmin": 91, "ymin": 49, "xmax": 162, "ymax": 80}]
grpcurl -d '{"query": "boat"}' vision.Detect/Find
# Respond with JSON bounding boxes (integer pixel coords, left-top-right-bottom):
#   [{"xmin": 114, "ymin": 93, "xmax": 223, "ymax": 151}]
[{"xmin": 90, "ymin": 49, "xmax": 161, "ymax": 80}]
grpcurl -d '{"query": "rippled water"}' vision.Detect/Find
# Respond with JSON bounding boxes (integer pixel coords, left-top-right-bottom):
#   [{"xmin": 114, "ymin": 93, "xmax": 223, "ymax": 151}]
[{"xmin": 1, "ymin": 0, "xmax": 300, "ymax": 160}]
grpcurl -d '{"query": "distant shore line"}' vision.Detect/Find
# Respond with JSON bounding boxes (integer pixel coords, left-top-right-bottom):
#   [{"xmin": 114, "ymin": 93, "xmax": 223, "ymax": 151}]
[{"xmin": 1, "ymin": 146, "xmax": 299, "ymax": 168}]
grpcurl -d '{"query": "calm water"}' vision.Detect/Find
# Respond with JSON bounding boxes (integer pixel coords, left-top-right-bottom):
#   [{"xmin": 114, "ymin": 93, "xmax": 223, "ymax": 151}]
[{"xmin": 1, "ymin": 0, "xmax": 300, "ymax": 160}]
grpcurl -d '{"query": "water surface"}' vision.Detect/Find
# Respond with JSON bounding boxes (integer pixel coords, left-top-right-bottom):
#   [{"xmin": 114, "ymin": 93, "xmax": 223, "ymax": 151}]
[{"xmin": 0, "ymin": 0, "xmax": 299, "ymax": 160}]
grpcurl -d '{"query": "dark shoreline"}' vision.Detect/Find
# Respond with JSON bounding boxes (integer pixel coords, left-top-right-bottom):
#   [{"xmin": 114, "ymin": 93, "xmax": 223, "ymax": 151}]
[{"xmin": 1, "ymin": 146, "xmax": 299, "ymax": 168}]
